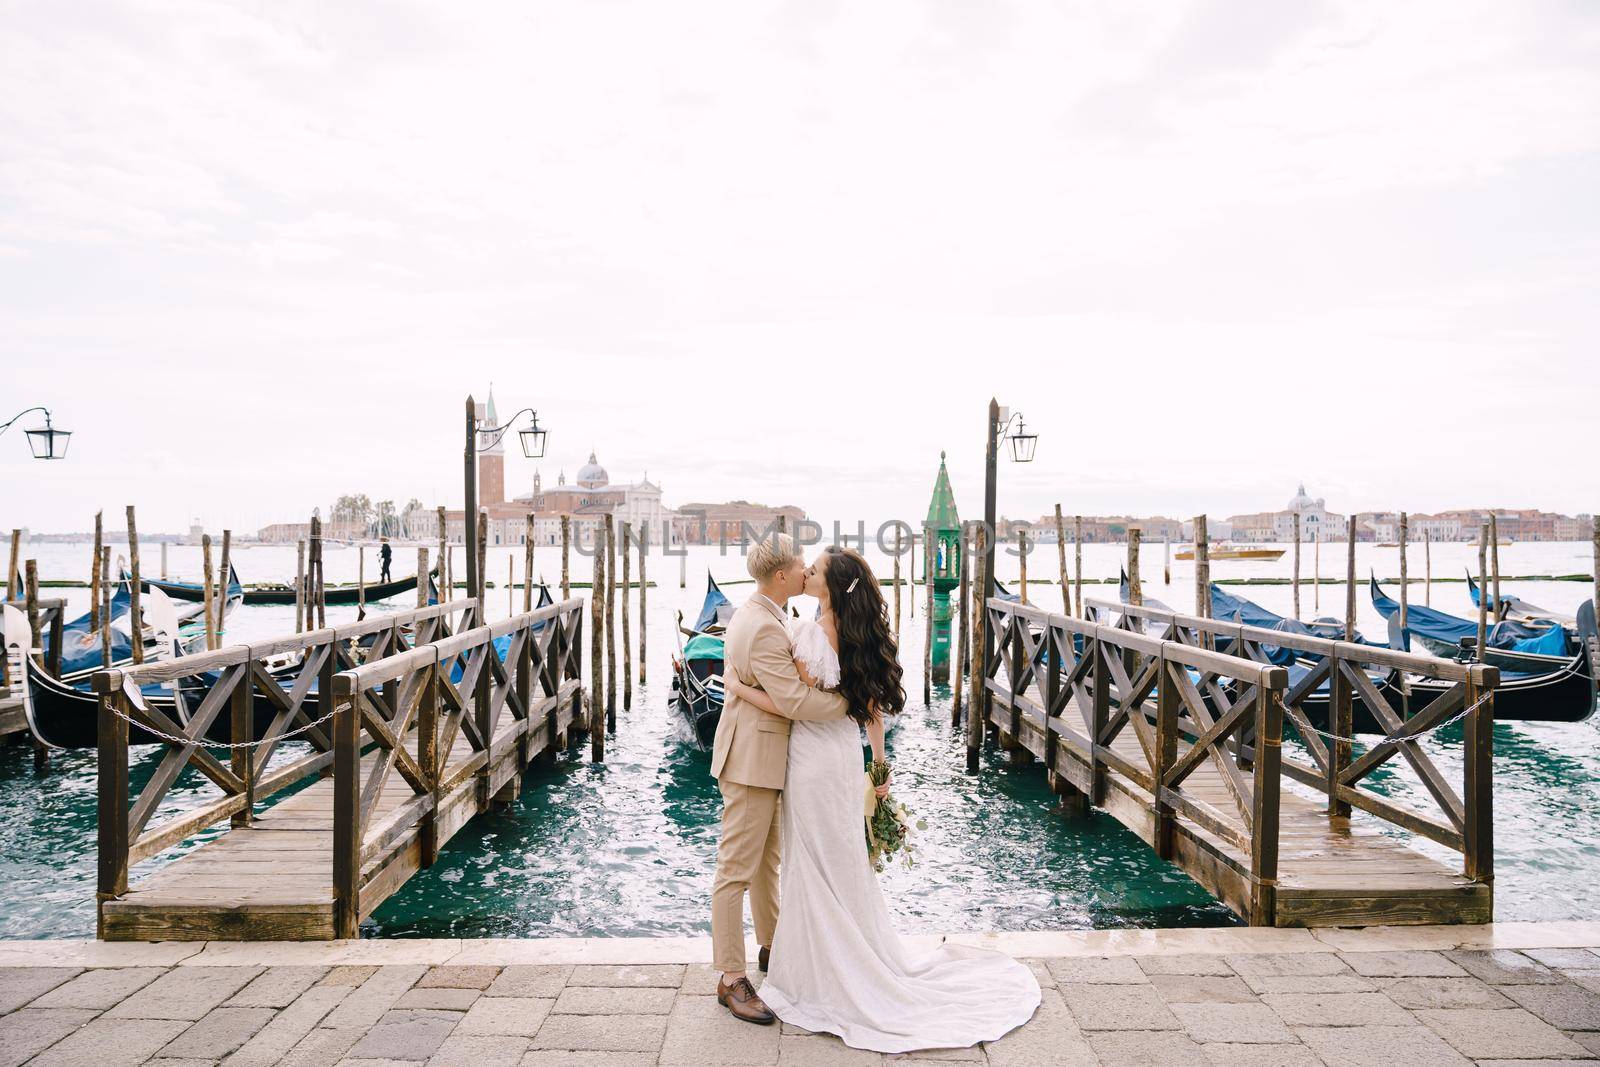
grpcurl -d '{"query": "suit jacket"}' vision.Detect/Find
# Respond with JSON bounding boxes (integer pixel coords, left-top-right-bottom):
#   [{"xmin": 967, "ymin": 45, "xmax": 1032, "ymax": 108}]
[{"xmin": 710, "ymin": 594, "xmax": 848, "ymax": 790}]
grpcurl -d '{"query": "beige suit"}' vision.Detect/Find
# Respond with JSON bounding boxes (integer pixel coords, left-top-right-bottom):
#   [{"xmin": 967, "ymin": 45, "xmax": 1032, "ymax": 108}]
[{"xmin": 710, "ymin": 593, "xmax": 847, "ymax": 973}]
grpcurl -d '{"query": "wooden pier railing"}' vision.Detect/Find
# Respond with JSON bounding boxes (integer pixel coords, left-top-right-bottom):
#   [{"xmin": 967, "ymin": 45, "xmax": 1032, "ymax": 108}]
[
  {"xmin": 976, "ymin": 596, "xmax": 1497, "ymax": 927},
  {"xmin": 91, "ymin": 596, "xmax": 585, "ymax": 940}
]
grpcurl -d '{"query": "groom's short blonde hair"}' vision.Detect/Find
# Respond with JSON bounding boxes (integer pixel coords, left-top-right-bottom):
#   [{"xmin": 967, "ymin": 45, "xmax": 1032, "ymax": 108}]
[{"xmin": 747, "ymin": 532, "xmax": 801, "ymax": 582}]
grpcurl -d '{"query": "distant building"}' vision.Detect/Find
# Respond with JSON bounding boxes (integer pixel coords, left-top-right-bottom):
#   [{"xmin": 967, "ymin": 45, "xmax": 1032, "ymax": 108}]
[
  {"xmin": 1227, "ymin": 485, "xmax": 1346, "ymax": 542},
  {"xmin": 258, "ymin": 522, "xmax": 313, "ymax": 543},
  {"xmin": 672, "ymin": 501, "xmax": 806, "ymax": 546},
  {"xmin": 1019, "ymin": 515, "xmax": 1183, "ymax": 543}
]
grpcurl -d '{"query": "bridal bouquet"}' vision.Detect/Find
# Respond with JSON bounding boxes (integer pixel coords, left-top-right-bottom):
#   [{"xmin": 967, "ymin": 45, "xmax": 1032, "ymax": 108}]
[{"xmin": 865, "ymin": 760, "xmax": 926, "ymax": 873}]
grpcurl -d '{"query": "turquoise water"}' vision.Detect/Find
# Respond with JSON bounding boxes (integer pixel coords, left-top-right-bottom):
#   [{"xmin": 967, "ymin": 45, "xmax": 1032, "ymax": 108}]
[{"xmin": 1, "ymin": 540, "xmax": 1596, "ymax": 938}]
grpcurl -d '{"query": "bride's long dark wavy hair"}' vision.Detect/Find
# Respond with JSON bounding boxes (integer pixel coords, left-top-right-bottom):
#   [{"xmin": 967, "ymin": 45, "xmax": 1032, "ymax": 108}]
[{"xmin": 820, "ymin": 546, "xmax": 905, "ymax": 726}]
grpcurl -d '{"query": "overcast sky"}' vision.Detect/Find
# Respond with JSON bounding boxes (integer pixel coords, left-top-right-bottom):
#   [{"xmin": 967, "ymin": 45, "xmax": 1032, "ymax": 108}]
[{"xmin": 4, "ymin": 0, "xmax": 1597, "ymax": 534}]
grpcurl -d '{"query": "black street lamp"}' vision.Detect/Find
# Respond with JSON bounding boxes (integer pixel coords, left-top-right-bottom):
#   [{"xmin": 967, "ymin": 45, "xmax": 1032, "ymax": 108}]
[
  {"xmin": 970, "ymin": 398, "xmax": 1040, "ymax": 772},
  {"xmin": 2, "ymin": 407, "xmax": 71, "ymax": 460},
  {"xmin": 463, "ymin": 398, "xmax": 549, "ymax": 617}
]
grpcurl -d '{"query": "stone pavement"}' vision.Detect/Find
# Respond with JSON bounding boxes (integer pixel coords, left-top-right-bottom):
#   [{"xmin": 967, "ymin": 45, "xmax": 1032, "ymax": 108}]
[{"xmin": 3, "ymin": 923, "xmax": 1600, "ymax": 1065}]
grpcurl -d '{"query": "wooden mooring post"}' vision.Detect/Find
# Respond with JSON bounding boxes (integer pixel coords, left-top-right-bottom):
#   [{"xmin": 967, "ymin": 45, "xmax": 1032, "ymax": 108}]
[
  {"xmin": 561, "ymin": 515, "xmax": 571, "ymax": 601},
  {"xmin": 1313, "ymin": 536, "xmax": 1320, "ymax": 612},
  {"xmin": 1490, "ymin": 512, "xmax": 1502, "ymax": 619},
  {"xmin": 524, "ymin": 515, "xmax": 536, "ymax": 612},
  {"xmin": 1019, "ymin": 528, "xmax": 1029, "ymax": 605},
  {"xmin": 91, "ymin": 512, "xmax": 103, "ymax": 634},
  {"xmin": 590, "ymin": 522, "xmax": 605, "ymax": 762},
  {"xmin": 638, "ymin": 530, "xmax": 647, "ymax": 687},
  {"xmin": 1163, "ymin": 535, "xmax": 1171, "ymax": 586},
  {"xmin": 605, "ymin": 515, "xmax": 617, "ymax": 730},
  {"xmin": 622, "ymin": 521, "xmax": 633, "ymax": 711},
  {"xmin": 437, "ymin": 505, "xmax": 448, "ymax": 601},
  {"xmin": 1054, "ymin": 505, "xmax": 1069, "ymax": 614},
  {"xmin": 1477, "ymin": 522, "xmax": 1490, "ymax": 658},
  {"xmin": 417, "ymin": 548, "xmax": 429, "ymax": 607},
  {"xmin": 1291, "ymin": 512, "xmax": 1301, "ymax": 620},
  {"xmin": 295, "ymin": 540, "xmax": 307, "ymax": 633},
  {"xmin": 6, "ymin": 529, "xmax": 21, "ymax": 601},
  {"xmin": 952, "ymin": 522, "xmax": 970, "ymax": 727},
  {"xmin": 126, "ymin": 506, "xmax": 143, "ymax": 665},
  {"xmin": 1127, "ymin": 528, "xmax": 1141, "ymax": 606},
  {"xmin": 1343, "ymin": 516, "xmax": 1357, "ymax": 642},
  {"xmin": 965, "ymin": 524, "xmax": 988, "ymax": 773},
  {"xmin": 218, "ymin": 530, "xmax": 232, "ymax": 637},
  {"xmin": 892, "ymin": 526, "xmax": 902, "ymax": 637},
  {"xmin": 202, "ymin": 533, "xmax": 216, "ymax": 650},
  {"xmin": 100, "ymin": 547, "xmax": 112, "ymax": 667},
  {"xmin": 1425, "ymin": 528, "xmax": 1433, "ymax": 607},
  {"xmin": 1074, "ymin": 516, "xmax": 1083, "ymax": 618},
  {"xmin": 1399, "ymin": 512, "xmax": 1409, "ymax": 631}
]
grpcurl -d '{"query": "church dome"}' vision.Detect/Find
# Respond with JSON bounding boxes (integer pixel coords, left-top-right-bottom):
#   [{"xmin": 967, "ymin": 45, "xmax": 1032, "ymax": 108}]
[
  {"xmin": 576, "ymin": 451, "xmax": 609, "ymax": 488},
  {"xmin": 1287, "ymin": 483, "xmax": 1322, "ymax": 512}
]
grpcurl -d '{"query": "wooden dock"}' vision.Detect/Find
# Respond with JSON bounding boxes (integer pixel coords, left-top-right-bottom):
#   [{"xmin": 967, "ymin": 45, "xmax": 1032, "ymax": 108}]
[
  {"xmin": 975, "ymin": 597, "xmax": 1497, "ymax": 928},
  {"xmin": 94, "ymin": 596, "xmax": 586, "ymax": 940}
]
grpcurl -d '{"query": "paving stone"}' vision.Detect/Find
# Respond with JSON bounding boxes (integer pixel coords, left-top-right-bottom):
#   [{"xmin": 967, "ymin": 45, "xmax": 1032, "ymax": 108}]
[
  {"xmin": 1574, "ymin": 973, "xmax": 1600, "ymax": 995},
  {"xmin": 678, "ymin": 964, "xmax": 723, "ymax": 996},
  {"xmin": 1059, "ymin": 981, "xmax": 1182, "ymax": 1030},
  {"xmin": 1137, "ymin": 954, "xmax": 1235, "ymax": 976},
  {"xmin": 530, "ymin": 1011, "xmax": 670, "ymax": 1054},
  {"xmin": 160, "ymin": 1005, "xmax": 276, "ymax": 1058},
  {"xmin": 31, "ymin": 966, "xmax": 164, "ymax": 1009},
  {"xmin": 1260, "ymin": 991, "xmax": 1416, "ymax": 1027},
  {"xmin": 28, "ymin": 1016, "xmax": 191, "ymax": 1067},
  {"xmin": 347, "ymin": 1008, "xmax": 463, "ymax": 1061},
  {"xmin": 1445, "ymin": 949, "xmax": 1563, "ymax": 985},
  {"xmin": 1088, "ymin": 1030, "xmax": 1210, "ymax": 1065},
  {"xmin": 485, "ymin": 966, "xmax": 572, "ymax": 998},
  {"xmin": 397, "ymin": 987, "xmax": 482, "ymax": 1011},
  {"xmin": 418, "ymin": 966, "xmax": 502, "ymax": 990},
  {"xmin": 1575, "ymin": 1030, "xmax": 1600, "ymax": 1056},
  {"xmin": 1340, "ymin": 952, "xmax": 1467, "ymax": 978},
  {"xmin": 0, "ymin": 1007, "xmax": 98, "ymax": 1067},
  {"xmin": 277, "ymin": 1026, "xmax": 366, "ymax": 1067},
  {"xmin": 148, "ymin": 1059, "xmax": 221, "ymax": 1067},
  {"xmin": 322, "ymin": 965, "xmax": 382, "ymax": 987},
  {"xmin": 896, "ymin": 1047, "xmax": 984, "ymax": 1061},
  {"xmin": 0, "ymin": 967, "xmax": 79, "ymax": 1012},
  {"xmin": 1172, "ymin": 1002, "xmax": 1294, "ymax": 1044},
  {"xmin": 225, "ymin": 985, "xmax": 353, "ymax": 1067},
  {"xmin": 1474, "ymin": 1061, "xmax": 1600, "ymax": 1066},
  {"xmin": 983, "ymin": 987, "xmax": 1096, "ymax": 1066},
  {"xmin": 1378, "ymin": 976, "xmax": 1512, "ymax": 1009},
  {"xmin": 425, "ymin": 1032, "xmax": 530, "ymax": 1066},
  {"xmin": 1045, "ymin": 956, "xmax": 1148, "ymax": 984},
  {"xmin": 1504, "ymin": 981, "xmax": 1600, "ymax": 1029},
  {"xmin": 339, "ymin": 1059, "xmax": 420, "ymax": 1066},
  {"xmin": 553, "ymin": 985, "xmax": 676, "ymax": 1015},
  {"xmin": 658, "ymin": 994, "xmax": 777, "ymax": 1063},
  {"xmin": 1241, "ymin": 973, "xmax": 1377, "ymax": 995},
  {"xmin": 1226, "ymin": 953, "xmax": 1350, "ymax": 978},
  {"xmin": 1295, "ymin": 1024, "xmax": 1469, "ymax": 1067},
  {"xmin": 776, "ymin": 1032, "xmax": 882, "ymax": 1065},
  {"xmin": 106, "ymin": 966, "xmax": 263, "ymax": 1020},
  {"xmin": 1024, "ymin": 958, "xmax": 1056, "ymax": 988},
  {"xmin": 1201, "ymin": 1044, "xmax": 1324, "ymax": 1066},
  {"xmin": 1150, "ymin": 974, "xmax": 1260, "ymax": 1004},
  {"xmin": 458, "ymin": 996, "xmax": 555, "ymax": 1036},
  {"xmin": 1524, "ymin": 948, "xmax": 1600, "ymax": 969},
  {"xmin": 1416, "ymin": 1006, "xmax": 1589, "ymax": 1058},
  {"xmin": 229, "ymin": 966, "xmax": 330, "ymax": 1007},
  {"xmin": 321, "ymin": 966, "xmax": 427, "ymax": 1030},
  {"xmin": 518, "ymin": 1053, "xmax": 658, "ymax": 1066},
  {"xmin": 567, "ymin": 964, "xmax": 686, "ymax": 988}
]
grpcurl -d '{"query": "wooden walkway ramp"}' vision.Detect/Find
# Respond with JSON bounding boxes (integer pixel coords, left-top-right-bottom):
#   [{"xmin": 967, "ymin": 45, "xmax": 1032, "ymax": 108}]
[
  {"xmin": 976, "ymin": 597, "xmax": 1497, "ymax": 928},
  {"xmin": 94, "ymin": 596, "xmax": 586, "ymax": 940}
]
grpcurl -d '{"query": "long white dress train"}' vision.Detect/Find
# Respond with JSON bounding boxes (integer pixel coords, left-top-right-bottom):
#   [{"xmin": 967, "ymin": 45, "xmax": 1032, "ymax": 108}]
[{"xmin": 757, "ymin": 619, "xmax": 1040, "ymax": 1054}]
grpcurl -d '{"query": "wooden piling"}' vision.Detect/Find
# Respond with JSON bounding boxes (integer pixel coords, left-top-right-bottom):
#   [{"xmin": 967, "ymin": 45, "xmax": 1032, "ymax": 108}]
[
  {"xmin": 160, "ymin": 541, "xmax": 168, "ymax": 580},
  {"xmin": 965, "ymin": 525, "xmax": 988, "ymax": 771},
  {"xmin": 311, "ymin": 516, "xmax": 327, "ymax": 629},
  {"xmin": 436, "ymin": 505, "xmax": 448, "ymax": 601},
  {"xmin": 605, "ymin": 515, "xmax": 617, "ymax": 729},
  {"xmin": 924, "ymin": 525, "xmax": 934, "ymax": 704},
  {"xmin": 1313, "ymin": 536, "xmax": 1320, "ymax": 612},
  {"xmin": 24, "ymin": 560, "xmax": 40, "ymax": 654},
  {"xmin": 507, "ymin": 556, "xmax": 514, "ymax": 616},
  {"xmin": 561, "ymin": 515, "xmax": 571, "ymax": 601},
  {"xmin": 476, "ymin": 511, "xmax": 489, "ymax": 612},
  {"xmin": 91, "ymin": 512, "xmax": 103, "ymax": 633},
  {"xmin": 1343, "ymin": 516, "xmax": 1357, "ymax": 641},
  {"xmin": 126, "ymin": 506, "xmax": 143, "ymax": 665},
  {"xmin": 1054, "ymin": 505, "xmax": 1069, "ymax": 613},
  {"xmin": 1074, "ymin": 516, "xmax": 1083, "ymax": 617},
  {"xmin": 202, "ymin": 533, "xmax": 216, "ymax": 651},
  {"xmin": 953, "ymin": 522, "xmax": 970, "ymax": 727},
  {"xmin": 1399, "ymin": 512, "xmax": 1409, "ymax": 631},
  {"xmin": 1194, "ymin": 514, "xmax": 1210, "ymax": 620},
  {"xmin": 99, "ymin": 547, "xmax": 112, "ymax": 668},
  {"xmin": 590, "ymin": 519, "xmax": 605, "ymax": 762},
  {"xmin": 622, "ymin": 521, "xmax": 633, "ymax": 712},
  {"xmin": 357, "ymin": 546, "xmax": 365, "ymax": 618},
  {"xmin": 6, "ymin": 529, "xmax": 20, "ymax": 601},
  {"xmin": 417, "ymin": 547, "xmax": 428, "ymax": 607},
  {"xmin": 1019, "ymin": 528, "xmax": 1029, "ymax": 605},
  {"xmin": 638, "ymin": 530, "xmax": 647, "ymax": 687},
  {"xmin": 1127, "ymin": 528, "xmax": 1142, "ymax": 606},
  {"xmin": 1164, "ymin": 535, "xmax": 1172, "ymax": 586},
  {"xmin": 1291, "ymin": 512, "xmax": 1301, "ymax": 620},
  {"xmin": 893, "ymin": 526, "xmax": 902, "ymax": 637},
  {"xmin": 1490, "ymin": 512, "xmax": 1502, "ymax": 619},
  {"xmin": 1593, "ymin": 517, "xmax": 1599, "ymax": 634},
  {"xmin": 524, "ymin": 515, "xmax": 536, "ymax": 612},
  {"xmin": 1477, "ymin": 522, "xmax": 1489, "ymax": 659},
  {"xmin": 218, "ymin": 530, "xmax": 232, "ymax": 637},
  {"xmin": 295, "ymin": 540, "xmax": 306, "ymax": 633}
]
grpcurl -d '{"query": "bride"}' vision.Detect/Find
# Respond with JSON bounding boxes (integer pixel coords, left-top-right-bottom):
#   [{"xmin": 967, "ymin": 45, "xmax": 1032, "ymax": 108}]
[{"xmin": 722, "ymin": 545, "xmax": 1040, "ymax": 1054}]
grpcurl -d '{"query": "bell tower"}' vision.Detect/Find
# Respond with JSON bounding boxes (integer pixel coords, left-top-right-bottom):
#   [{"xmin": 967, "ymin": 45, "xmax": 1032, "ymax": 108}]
[{"xmin": 476, "ymin": 386, "xmax": 505, "ymax": 506}]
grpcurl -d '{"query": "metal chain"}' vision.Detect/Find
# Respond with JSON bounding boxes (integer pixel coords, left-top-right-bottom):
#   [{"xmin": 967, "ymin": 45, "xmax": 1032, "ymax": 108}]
[
  {"xmin": 106, "ymin": 693, "xmax": 341, "ymax": 749},
  {"xmin": 1285, "ymin": 687, "xmax": 1494, "ymax": 748}
]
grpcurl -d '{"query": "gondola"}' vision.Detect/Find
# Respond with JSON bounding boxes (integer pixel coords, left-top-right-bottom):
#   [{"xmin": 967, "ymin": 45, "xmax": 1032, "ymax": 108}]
[
  {"xmin": 1370, "ymin": 574, "xmax": 1570, "ymax": 663},
  {"xmin": 670, "ymin": 574, "xmax": 731, "ymax": 749},
  {"xmin": 1466, "ymin": 572, "xmax": 1578, "ymax": 628},
  {"xmin": 129, "ymin": 564, "xmax": 420, "ymax": 606}
]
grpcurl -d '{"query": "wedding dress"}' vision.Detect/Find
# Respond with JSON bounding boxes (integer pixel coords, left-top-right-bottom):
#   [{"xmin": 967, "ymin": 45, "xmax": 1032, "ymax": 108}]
[{"xmin": 757, "ymin": 618, "xmax": 1040, "ymax": 1053}]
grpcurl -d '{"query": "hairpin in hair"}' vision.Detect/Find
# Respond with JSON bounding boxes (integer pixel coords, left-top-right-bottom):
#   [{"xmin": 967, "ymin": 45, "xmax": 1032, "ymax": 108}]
[{"xmin": 846, "ymin": 577, "xmax": 859, "ymax": 594}]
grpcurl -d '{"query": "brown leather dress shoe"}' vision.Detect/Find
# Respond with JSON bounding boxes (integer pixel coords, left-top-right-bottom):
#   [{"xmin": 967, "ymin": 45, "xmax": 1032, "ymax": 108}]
[
  {"xmin": 716, "ymin": 975, "xmax": 775, "ymax": 1025},
  {"xmin": 758, "ymin": 945, "xmax": 770, "ymax": 972}
]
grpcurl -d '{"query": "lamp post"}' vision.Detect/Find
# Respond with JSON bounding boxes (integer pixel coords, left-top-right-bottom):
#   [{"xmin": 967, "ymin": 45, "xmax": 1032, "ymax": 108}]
[
  {"xmin": 969, "ymin": 397, "xmax": 1037, "ymax": 773},
  {"xmin": 463, "ymin": 396, "xmax": 548, "ymax": 623},
  {"xmin": 1, "ymin": 407, "xmax": 71, "ymax": 460}
]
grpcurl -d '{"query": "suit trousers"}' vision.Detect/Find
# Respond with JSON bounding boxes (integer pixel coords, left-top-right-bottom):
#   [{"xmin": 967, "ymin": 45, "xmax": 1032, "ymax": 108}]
[{"xmin": 711, "ymin": 778, "xmax": 781, "ymax": 974}]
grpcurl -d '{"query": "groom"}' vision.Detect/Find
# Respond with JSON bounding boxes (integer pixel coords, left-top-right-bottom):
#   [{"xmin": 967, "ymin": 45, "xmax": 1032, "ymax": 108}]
[{"xmin": 709, "ymin": 532, "xmax": 848, "ymax": 1024}]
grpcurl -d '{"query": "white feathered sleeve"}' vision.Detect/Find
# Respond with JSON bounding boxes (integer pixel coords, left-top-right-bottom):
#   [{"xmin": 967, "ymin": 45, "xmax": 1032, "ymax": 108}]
[{"xmin": 789, "ymin": 618, "xmax": 842, "ymax": 690}]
